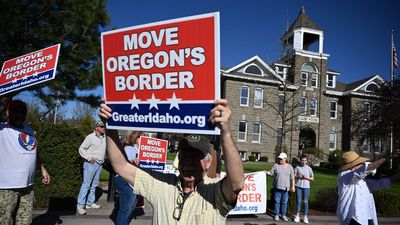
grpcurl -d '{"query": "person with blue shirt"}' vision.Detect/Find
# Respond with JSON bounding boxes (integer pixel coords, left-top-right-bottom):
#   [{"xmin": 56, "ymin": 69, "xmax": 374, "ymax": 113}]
[
  {"xmin": 294, "ymin": 154, "xmax": 314, "ymax": 224},
  {"xmin": 115, "ymin": 131, "xmax": 143, "ymax": 225}
]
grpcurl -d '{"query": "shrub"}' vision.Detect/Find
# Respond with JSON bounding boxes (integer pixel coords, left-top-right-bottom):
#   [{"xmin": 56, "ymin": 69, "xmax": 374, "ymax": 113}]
[
  {"xmin": 259, "ymin": 156, "xmax": 269, "ymax": 162},
  {"xmin": 34, "ymin": 122, "xmax": 87, "ymax": 209},
  {"xmin": 291, "ymin": 157, "xmax": 299, "ymax": 166},
  {"xmin": 248, "ymin": 155, "xmax": 256, "ymax": 162},
  {"xmin": 312, "ymin": 188, "xmax": 338, "ymax": 212},
  {"xmin": 374, "ymin": 190, "xmax": 400, "ymax": 216}
]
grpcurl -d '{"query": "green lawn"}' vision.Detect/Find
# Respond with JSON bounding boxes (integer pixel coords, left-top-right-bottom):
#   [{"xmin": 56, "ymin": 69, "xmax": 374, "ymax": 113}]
[{"xmin": 100, "ymin": 160, "xmax": 400, "ymax": 204}]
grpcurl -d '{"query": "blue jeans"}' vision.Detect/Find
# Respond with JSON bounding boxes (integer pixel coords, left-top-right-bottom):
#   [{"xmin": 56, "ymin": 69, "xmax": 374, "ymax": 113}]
[
  {"xmin": 274, "ymin": 189, "xmax": 289, "ymax": 216},
  {"xmin": 296, "ymin": 187, "xmax": 310, "ymax": 216},
  {"xmin": 115, "ymin": 175, "xmax": 137, "ymax": 225},
  {"xmin": 77, "ymin": 162, "xmax": 102, "ymax": 207}
]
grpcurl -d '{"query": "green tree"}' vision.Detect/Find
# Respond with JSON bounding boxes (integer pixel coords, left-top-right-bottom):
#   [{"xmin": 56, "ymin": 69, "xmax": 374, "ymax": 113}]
[
  {"xmin": 351, "ymin": 79, "xmax": 400, "ymax": 149},
  {"xmin": 0, "ymin": 0, "xmax": 110, "ymax": 119}
]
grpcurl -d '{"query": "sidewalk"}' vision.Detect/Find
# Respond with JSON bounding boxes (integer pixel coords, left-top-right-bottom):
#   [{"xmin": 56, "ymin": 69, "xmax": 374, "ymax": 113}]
[{"xmin": 32, "ymin": 185, "xmax": 400, "ymax": 225}]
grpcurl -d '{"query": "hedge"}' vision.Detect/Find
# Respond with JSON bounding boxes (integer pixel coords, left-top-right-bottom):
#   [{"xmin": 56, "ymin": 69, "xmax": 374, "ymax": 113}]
[{"xmin": 34, "ymin": 122, "xmax": 88, "ymax": 210}]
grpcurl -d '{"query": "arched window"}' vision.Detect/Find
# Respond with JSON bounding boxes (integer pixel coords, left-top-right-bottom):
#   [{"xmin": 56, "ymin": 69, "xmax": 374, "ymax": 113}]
[
  {"xmin": 365, "ymin": 83, "xmax": 379, "ymax": 92},
  {"xmin": 244, "ymin": 65, "xmax": 263, "ymax": 75},
  {"xmin": 301, "ymin": 63, "xmax": 318, "ymax": 88},
  {"xmin": 302, "ymin": 63, "xmax": 318, "ymax": 73}
]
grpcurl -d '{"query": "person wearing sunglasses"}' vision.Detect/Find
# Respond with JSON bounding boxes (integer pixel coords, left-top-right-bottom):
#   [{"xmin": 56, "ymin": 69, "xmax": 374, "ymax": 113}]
[
  {"xmin": 99, "ymin": 99, "xmax": 244, "ymax": 225},
  {"xmin": 76, "ymin": 121, "xmax": 106, "ymax": 215}
]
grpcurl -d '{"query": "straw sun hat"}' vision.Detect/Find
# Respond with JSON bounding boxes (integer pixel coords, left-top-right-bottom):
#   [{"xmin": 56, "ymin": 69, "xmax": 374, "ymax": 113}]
[{"xmin": 339, "ymin": 151, "xmax": 370, "ymax": 172}]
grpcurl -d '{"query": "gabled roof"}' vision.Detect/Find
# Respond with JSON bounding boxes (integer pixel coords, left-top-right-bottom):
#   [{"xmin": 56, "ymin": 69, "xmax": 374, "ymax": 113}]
[
  {"xmin": 283, "ymin": 7, "xmax": 322, "ymax": 37},
  {"xmin": 344, "ymin": 75, "xmax": 383, "ymax": 92},
  {"xmin": 224, "ymin": 55, "xmax": 284, "ymax": 82}
]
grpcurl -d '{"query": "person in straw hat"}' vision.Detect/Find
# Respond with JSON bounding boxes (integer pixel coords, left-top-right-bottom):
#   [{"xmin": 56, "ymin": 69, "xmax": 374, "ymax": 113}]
[{"xmin": 337, "ymin": 151, "xmax": 400, "ymax": 225}]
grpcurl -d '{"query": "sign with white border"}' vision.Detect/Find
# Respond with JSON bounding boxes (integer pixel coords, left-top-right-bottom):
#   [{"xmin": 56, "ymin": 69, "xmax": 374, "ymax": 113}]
[
  {"xmin": 101, "ymin": 12, "xmax": 220, "ymax": 134},
  {"xmin": 0, "ymin": 44, "xmax": 61, "ymax": 96}
]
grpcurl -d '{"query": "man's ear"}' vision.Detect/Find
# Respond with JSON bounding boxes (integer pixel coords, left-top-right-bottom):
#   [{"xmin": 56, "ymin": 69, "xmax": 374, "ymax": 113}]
[{"xmin": 205, "ymin": 158, "xmax": 212, "ymax": 170}]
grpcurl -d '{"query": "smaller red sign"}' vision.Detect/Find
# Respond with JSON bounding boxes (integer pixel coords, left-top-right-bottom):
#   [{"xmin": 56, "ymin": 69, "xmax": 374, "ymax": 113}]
[
  {"xmin": 0, "ymin": 44, "xmax": 60, "ymax": 96},
  {"xmin": 138, "ymin": 136, "xmax": 168, "ymax": 170}
]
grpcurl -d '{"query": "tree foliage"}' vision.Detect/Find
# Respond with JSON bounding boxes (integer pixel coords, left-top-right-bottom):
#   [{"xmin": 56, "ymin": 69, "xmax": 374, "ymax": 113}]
[
  {"xmin": 0, "ymin": 0, "xmax": 109, "ymax": 118},
  {"xmin": 351, "ymin": 79, "xmax": 400, "ymax": 147},
  {"xmin": 34, "ymin": 122, "xmax": 86, "ymax": 208}
]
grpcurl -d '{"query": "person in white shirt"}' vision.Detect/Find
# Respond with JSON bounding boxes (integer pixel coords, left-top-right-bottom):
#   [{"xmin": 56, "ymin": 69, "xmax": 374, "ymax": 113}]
[
  {"xmin": 0, "ymin": 100, "xmax": 50, "ymax": 225},
  {"xmin": 294, "ymin": 154, "xmax": 314, "ymax": 224},
  {"xmin": 337, "ymin": 151, "xmax": 400, "ymax": 225},
  {"xmin": 76, "ymin": 121, "xmax": 106, "ymax": 215}
]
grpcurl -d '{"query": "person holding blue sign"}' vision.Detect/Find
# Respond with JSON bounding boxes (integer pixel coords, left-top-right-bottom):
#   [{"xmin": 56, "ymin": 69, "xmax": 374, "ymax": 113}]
[{"xmin": 99, "ymin": 99, "xmax": 244, "ymax": 225}]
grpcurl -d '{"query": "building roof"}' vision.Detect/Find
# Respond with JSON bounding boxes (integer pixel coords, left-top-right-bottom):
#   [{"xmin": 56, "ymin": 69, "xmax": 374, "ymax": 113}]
[
  {"xmin": 344, "ymin": 75, "xmax": 377, "ymax": 92},
  {"xmin": 283, "ymin": 7, "xmax": 322, "ymax": 37}
]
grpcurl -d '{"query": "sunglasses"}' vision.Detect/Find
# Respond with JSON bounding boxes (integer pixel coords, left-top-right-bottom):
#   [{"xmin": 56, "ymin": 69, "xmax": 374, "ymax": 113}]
[{"xmin": 173, "ymin": 192, "xmax": 189, "ymax": 221}]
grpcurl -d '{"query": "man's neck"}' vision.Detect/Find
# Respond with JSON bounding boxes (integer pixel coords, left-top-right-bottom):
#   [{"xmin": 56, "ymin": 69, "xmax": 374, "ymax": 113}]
[{"xmin": 182, "ymin": 181, "xmax": 195, "ymax": 193}]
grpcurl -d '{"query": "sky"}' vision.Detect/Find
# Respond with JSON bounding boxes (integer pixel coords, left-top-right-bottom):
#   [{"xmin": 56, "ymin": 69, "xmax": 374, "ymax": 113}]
[
  {"xmin": 17, "ymin": 0, "xmax": 400, "ymax": 118},
  {"xmin": 106, "ymin": 0, "xmax": 400, "ymax": 83}
]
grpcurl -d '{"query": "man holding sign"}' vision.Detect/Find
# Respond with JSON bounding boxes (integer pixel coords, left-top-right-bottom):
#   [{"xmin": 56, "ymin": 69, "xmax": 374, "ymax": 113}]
[{"xmin": 99, "ymin": 99, "xmax": 244, "ymax": 225}]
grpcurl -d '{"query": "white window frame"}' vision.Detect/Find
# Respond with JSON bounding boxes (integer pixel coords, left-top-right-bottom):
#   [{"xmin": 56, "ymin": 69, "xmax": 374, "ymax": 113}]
[
  {"xmin": 244, "ymin": 64, "xmax": 263, "ymax": 76},
  {"xmin": 252, "ymin": 122, "xmax": 261, "ymax": 143},
  {"xmin": 310, "ymin": 97, "xmax": 318, "ymax": 116},
  {"xmin": 254, "ymin": 88, "xmax": 263, "ymax": 108},
  {"xmin": 311, "ymin": 73, "xmax": 318, "ymax": 88},
  {"xmin": 364, "ymin": 82, "xmax": 379, "ymax": 92},
  {"xmin": 239, "ymin": 151, "xmax": 247, "ymax": 161},
  {"xmin": 363, "ymin": 102, "xmax": 370, "ymax": 121},
  {"xmin": 301, "ymin": 72, "xmax": 308, "ymax": 86},
  {"xmin": 300, "ymin": 97, "xmax": 307, "ymax": 115},
  {"xmin": 240, "ymin": 86, "xmax": 249, "ymax": 106},
  {"xmin": 329, "ymin": 132, "xmax": 337, "ymax": 150},
  {"xmin": 238, "ymin": 120, "xmax": 247, "ymax": 142},
  {"xmin": 326, "ymin": 74, "xmax": 336, "ymax": 88},
  {"xmin": 279, "ymin": 94, "xmax": 285, "ymax": 113},
  {"xmin": 251, "ymin": 152, "xmax": 261, "ymax": 161},
  {"xmin": 330, "ymin": 101, "xmax": 337, "ymax": 119}
]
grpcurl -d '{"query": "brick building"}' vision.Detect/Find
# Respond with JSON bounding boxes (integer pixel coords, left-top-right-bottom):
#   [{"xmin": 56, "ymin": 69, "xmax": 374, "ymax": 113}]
[{"xmin": 221, "ymin": 8, "xmax": 385, "ymax": 161}]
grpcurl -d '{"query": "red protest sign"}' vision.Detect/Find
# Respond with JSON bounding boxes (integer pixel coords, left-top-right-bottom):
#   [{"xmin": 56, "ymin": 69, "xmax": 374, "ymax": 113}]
[
  {"xmin": 101, "ymin": 12, "xmax": 220, "ymax": 134},
  {"xmin": 0, "ymin": 44, "xmax": 60, "ymax": 96},
  {"xmin": 138, "ymin": 136, "xmax": 168, "ymax": 170}
]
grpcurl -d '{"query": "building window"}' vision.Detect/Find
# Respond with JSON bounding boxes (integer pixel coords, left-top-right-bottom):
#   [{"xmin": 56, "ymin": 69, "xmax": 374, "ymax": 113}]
[
  {"xmin": 330, "ymin": 101, "xmax": 337, "ymax": 119},
  {"xmin": 300, "ymin": 97, "xmax": 307, "ymax": 115},
  {"xmin": 327, "ymin": 74, "xmax": 335, "ymax": 88},
  {"xmin": 301, "ymin": 72, "xmax": 308, "ymax": 86},
  {"xmin": 277, "ymin": 127, "xmax": 283, "ymax": 146},
  {"xmin": 363, "ymin": 102, "xmax": 370, "ymax": 121},
  {"xmin": 254, "ymin": 88, "xmax": 263, "ymax": 108},
  {"xmin": 244, "ymin": 64, "xmax": 263, "ymax": 75},
  {"xmin": 252, "ymin": 122, "xmax": 261, "ymax": 143},
  {"xmin": 251, "ymin": 152, "xmax": 261, "ymax": 161},
  {"xmin": 310, "ymin": 98, "xmax": 318, "ymax": 116},
  {"xmin": 238, "ymin": 121, "xmax": 247, "ymax": 142},
  {"xmin": 279, "ymin": 94, "xmax": 285, "ymax": 113},
  {"xmin": 240, "ymin": 86, "xmax": 249, "ymax": 106},
  {"xmin": 239, "ymin": 151, "xmax": 247, "ymax": 161},
  {"xmin": 311, "ymin": 74, "xmax": 318, "ymax": 88},
  {"xmin": 329, "ymin": 132, "xmax": 337, "ymax": 150},
  {"xmin": 365, "ymin": 83, "xmax": 379, "ymax": 92}
]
